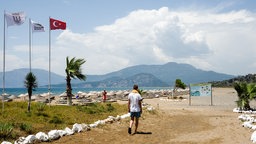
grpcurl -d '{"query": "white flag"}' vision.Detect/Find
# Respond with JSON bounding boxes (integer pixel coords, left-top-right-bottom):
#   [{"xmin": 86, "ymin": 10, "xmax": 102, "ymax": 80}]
[
  {"xmin": 31, "ymin": 20, "xmax": 45, "ymax": 32},
  {"xmin": 5, "ymin": 11, "xmax": 26, "ymax": 27}
]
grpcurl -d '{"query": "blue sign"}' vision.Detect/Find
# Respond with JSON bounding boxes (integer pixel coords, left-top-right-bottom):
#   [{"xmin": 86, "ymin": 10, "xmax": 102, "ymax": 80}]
[{"xmin": 190, "ymin": 83, "xmax": 211, "ymax": 96}]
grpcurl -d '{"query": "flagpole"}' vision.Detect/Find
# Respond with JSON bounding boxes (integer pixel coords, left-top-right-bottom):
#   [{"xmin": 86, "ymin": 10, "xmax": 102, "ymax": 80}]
[
  {"xmin": 2, "ymin": 11, "xmax": 6, "ymax": 112},
  {"xmin": 29, "ymin": 18, "xmax": 31, "ymax": 72},
  {"xmin": 48, "ymin": 17, "xmax": 51, "ymax": 105}
]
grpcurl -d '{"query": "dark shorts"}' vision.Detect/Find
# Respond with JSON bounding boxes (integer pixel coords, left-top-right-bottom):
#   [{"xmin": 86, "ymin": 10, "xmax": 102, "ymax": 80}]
[{"xmin": 130, "ymin": 112, "xmax": 141, "ymax": 118}]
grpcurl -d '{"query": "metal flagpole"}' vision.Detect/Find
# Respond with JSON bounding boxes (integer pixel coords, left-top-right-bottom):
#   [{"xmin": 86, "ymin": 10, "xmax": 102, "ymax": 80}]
[
  {"xmin": 29, "ymin": 18, "xmax": 31, "ymax": 72},
  {"xmin": 48, "ymin": 17, "xmax": 51, "ymax": 105},
  {"xmin": 2, "ymin": 11, "xmax": 6, "ymax": 112}
]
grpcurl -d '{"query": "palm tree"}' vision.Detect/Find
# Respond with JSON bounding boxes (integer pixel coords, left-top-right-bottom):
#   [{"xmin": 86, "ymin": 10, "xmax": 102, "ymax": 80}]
[
  {"xmin": 65, "ymin": 57, "xmax": 86, "ymax": 106},
  {"xmin": 24, "ymin": 72, "xmax": 38, "ymax": 112},
  {"xmin": 234, "ymin": 82, "xmax": 256, "ymax": 110}
]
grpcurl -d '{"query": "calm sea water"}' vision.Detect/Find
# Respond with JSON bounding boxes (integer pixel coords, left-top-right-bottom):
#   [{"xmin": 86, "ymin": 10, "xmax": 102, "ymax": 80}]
[{"xmin": 1, "ymin": 87, "xmax": 172, "ymax": 96}]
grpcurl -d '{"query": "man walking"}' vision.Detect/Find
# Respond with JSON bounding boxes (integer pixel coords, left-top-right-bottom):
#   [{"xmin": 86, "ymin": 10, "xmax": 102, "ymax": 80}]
[{"xmin": 128, "ymin": 84, "xmax": 143, "ymax": 134}]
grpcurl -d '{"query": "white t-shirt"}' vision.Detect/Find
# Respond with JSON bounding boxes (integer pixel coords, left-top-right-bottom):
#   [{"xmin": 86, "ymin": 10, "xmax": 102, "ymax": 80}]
[{"xmin": 128, "ymin": 92, "xmax": 142, "ymax": 112}]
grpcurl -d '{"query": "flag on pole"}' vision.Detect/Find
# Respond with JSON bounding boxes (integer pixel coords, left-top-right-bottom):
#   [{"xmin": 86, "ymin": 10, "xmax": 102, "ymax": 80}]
[
  {"xmin": 50, "ymin": 18, "xmax": 66, "ymax": 30},
  {"xmin": 4, "ymin": 11, "xmax": 26, "ymax": 27},
  {"xmin": 31, "ymin": 20, "xmax": 45, "ymax": 32}
]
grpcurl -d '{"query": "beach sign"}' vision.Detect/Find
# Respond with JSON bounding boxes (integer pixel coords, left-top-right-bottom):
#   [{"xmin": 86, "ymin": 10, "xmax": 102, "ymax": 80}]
[
  {"xmin": 190, "ymin": 83, "xmax": 212, "ymax": 96},
  {"xmin": 189, "ymin": 83, "xmax": 212, "ymax": 106}
]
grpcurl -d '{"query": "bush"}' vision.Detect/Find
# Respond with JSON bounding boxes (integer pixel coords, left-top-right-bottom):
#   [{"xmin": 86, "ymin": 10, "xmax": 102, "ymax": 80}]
[
  {"xmin": 19, "ymin": 123, "xmax": 33, "ymax": 134},
  {"xmin": 106, "ymin": 103, "xmax": 115, "ymax": 112},
  {"xmin": 49, "ymin": 116, "xmax": 63, "ymax": 124},
  {"xmin": 36, "ymin": 102, "xmax": 46, "ymax": 112},
  {"xmin": 0, "ymin": 123, "xmax": 13, "ymax": 140}
]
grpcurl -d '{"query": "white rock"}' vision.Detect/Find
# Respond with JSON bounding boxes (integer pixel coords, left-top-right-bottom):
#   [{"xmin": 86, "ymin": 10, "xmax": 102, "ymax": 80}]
[
  {"xmin": 35, "ymin": 132, "xmax": 49, "ymax": 142},
  {"xmin": 243, "ymin": 121, "xmax": 253, "ymax": 128},
  {"xmin": 115, "ymin": 115, "xmax": 121, "ymax": 121},
  {"xmin": 233, "ymin": 108, "xmax": 241, "ymax": 113},
  {"xmin": 147, "ymin": 106, "xmax": 155, "ymax": 111},
  {"xmin": 1, "ymin": 141, "xmax": 12, "ymax": 144},
  {"xmin": 48, "ymin": 130, "xmax": 60, "ymax": 140},
  {"xmin": 251, "ymin": 131, "xmax": 256, "ymax": 143},
  {"xmin": 89, "ymin": 123, "xmax": 97, "ymax": 128},
  {"xmin": 64, "ymin": 127, "xmax": 74, "ymax": 135},
  {"xmin": 252, "ymin": 125, "xmax": 256, "ymax": 130},
  {"xmin": 104, "ymin": 116, "xmax": 115, "ymax": 123},
  {"xmin": 58, "ymin": 130, "xmax": 67, "ymax": 137},
  {"xmin": 94, "ymin": 120, "xmax": 105, "ymax": 125},
  {"xmin": 81, "ymin": 123, "xmax": 90, "ymax": 131},
  {"xmin": 72, "ymin": 123, "xmax": 83, "ymax": 133},
  {"xmin": 23, "ymin": 135, "xmax": 37, "ymax": 144},
  {"xmin": 14, "ymin": 137, "xmax": 25, "ymax": 144},
  {"xmin": 120, "ymin": 113, "xmax": 130, "ymax": 119}
]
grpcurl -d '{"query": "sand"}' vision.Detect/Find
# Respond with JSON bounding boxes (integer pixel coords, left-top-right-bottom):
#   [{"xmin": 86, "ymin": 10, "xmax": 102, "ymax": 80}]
[{"xmin": 46, "ymin": 88, "xmax": 254, "ymax": 144}]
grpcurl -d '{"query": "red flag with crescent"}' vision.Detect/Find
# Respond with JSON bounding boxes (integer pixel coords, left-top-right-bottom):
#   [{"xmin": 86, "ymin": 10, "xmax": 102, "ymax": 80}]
[{"xmin": 50, "ymin": 18, "xmax": 66, "ymax": 30}]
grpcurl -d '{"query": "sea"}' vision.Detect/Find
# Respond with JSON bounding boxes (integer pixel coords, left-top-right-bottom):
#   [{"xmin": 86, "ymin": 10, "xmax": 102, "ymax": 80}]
[{"xmin": 1, "ymin": 87, "xmax": 172, "ymax": 96}]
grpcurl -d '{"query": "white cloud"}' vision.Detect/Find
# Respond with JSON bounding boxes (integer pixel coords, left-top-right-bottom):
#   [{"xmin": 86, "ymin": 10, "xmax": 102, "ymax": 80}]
[{"xmin": 2, "ymin": 6, "xmax": 256, "ymax": 76}]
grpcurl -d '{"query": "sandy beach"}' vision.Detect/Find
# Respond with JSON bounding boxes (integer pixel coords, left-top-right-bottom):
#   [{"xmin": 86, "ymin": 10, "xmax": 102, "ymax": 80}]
[{"xmin": 40, "ymin": 87, "xmax": 254, "ymax": 144}]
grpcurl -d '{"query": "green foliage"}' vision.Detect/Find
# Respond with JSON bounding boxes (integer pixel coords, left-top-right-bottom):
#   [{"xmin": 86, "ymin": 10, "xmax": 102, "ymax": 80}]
[
  {"xmin": 49, "ymin": 116, "xmax": 63, "ymax": 124},
  {"xmin": 138, "ymin": 89, "xmax": 146, "ymax": 95},
  {"xmin": 76, "ymin": 103, "xmax": 115, "ymax": 114},
  {"xmin": 211, "ymin": 73, "xmax": 256, "ymax": 87},
  {"xmin": 24, "ymin": 72, "xmax": 38, "ymax": 90},
  {"xmin": 65, "ymin": 56, "xmax": 86, "ymax": 81},
  {"xmin": 19, "ymin": 123, "xmax": 33, "ymax": 134},
  {"xmin": 0, "ymin": 101, "xmax": 127, "ymax": 141},
  {"xmin": 234, "ymin": 82, "xmax": 256, "ymax": 110},
  {"xmin": 36, "ymin": 102, "xmax": 46, "ymax": 113},
  {"xmin": 0, "ymin": 123, "xmax": 13, "ymax": 140},
  {"xmin": 175, "ymin": 79, "xmax": 186, "ymax": 89},
  {"xmin": 24, "ymin": 72, "xmax": 38, "ymax": 112},
  {"xmin": 65, "ymin": 56, "xmax": 86, "ymax": 106},
  {"xmin": 106, "ymin": 103, "xmax": 115, "ymax": 112}
]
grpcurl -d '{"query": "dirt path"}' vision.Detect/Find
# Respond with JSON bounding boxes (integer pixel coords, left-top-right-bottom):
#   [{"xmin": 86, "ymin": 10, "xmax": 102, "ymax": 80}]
[{"xmin": 47, "ymin": 88, "xmax": 252, "ymax": 144}]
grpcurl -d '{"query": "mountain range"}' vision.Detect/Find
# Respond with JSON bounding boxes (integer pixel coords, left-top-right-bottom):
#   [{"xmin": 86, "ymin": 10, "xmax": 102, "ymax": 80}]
[{"xmin": 0, "ymin": 62, "xmax": 235, "ymax": 88}]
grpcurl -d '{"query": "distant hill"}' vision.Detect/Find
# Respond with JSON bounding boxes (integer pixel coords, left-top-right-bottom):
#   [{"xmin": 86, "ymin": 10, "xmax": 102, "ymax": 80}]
[
  {"xmin": 86, "ymin": 62, "xmax": 235, "ymax": 85},
  {"xmin": 211, "ymin": 74, "xmax": 256, "ymax": 87},
  {"xmin": 56, "ymin": 73, "xmax": 169, "ymax": 88},
  {"xmin": 0, "ymin": 68, "xmax": 65, "ymax": 88},
  {"xmin": 0, "ymin": 62, "xmax": 235, "ymax": 88}
]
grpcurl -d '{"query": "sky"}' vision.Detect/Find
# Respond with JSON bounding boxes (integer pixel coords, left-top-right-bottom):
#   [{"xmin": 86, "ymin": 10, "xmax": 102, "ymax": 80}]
[{"xmin": 0, "ymin": 0, "xmax": 256, "ymax": 77}]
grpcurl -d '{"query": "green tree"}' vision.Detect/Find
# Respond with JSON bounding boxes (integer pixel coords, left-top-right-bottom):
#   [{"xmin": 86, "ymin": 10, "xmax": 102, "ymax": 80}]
[
  {"xmin": 24, "ymin": 72, "xmax": 38, "ymax": 112},
  {"xmin": 65, "ymin": 57, "xmax": 86, "ymax": 106},
  {"xmin": 172, "ymin": 79, "xmax": 186, "ymax": 98},
  {"xmin": 175, "ymin": 79, "xmax": 186, "ymax": 90},
  {"xmin": 234, "ymin": 82, "xmax": 256, "ymax": 110}
]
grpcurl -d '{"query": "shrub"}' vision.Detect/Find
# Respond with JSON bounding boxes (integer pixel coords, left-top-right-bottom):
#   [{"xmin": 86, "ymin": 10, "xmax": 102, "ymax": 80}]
[
  {"xmin": 49, "ymin": 116, "xmax": 63, "ymax": 124},
  {"xmin": 19, "ymin": 123, "xmax": 33, "ymax": 134},
  {"xmin": 36, "ymin": 102, "xmax": 46, "ymax": 112},
  {"xmin": 0, "ymin": 123, "xmax": 13, "ymax": 140},
  {"xmin": 106, "ymin": 103, "xmax": 115, "ymax": 112}
]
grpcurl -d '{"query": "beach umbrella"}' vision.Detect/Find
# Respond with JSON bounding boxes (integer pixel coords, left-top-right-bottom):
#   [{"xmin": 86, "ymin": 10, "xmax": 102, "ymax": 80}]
[
  {"xmin": 18, "ymin": 93, "xmax": 28, "ymax": 98},
  {"xmin": 107, "ymin": 91, "xmax": 115, "ymax": 96},
  {"xmin": 8, "ymin": 95, "xmax": 17, "ymax": 99},
  {"xmin": 59, "ymin": 92, "xmax": 67, "ymax": 97},
  {"xmin": 115, "ymin": 91, "xmax": 123, "ymax": 95},
  {"xmin": 77, "ymin": 91, "xmax": 83, "ymax": 94}
]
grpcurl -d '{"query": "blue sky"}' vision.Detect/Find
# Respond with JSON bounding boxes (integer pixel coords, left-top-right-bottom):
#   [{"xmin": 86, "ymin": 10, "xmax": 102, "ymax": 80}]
[{"xmin": 1, "ymin": 0, "xmax": 256, "ymax": 76}]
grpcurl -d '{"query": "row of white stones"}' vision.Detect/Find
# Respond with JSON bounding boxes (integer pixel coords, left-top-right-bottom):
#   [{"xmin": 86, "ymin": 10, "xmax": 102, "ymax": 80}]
[
  {"xmin": 1, "ymin": 103, "xmax": 155, "ymax": 144},
  {"xmin": 233, "ymin": 108, "xmax": 256, "ymax": 143}
]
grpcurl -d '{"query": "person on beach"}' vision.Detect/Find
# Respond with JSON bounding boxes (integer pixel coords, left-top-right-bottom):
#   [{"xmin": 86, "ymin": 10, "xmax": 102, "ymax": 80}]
[
  {"xmin": 128, "ymin": 84, "xmax": 143, "ymax": 134},
  {"xmin": 102, "ymin": 90, "xmax": 107, "ymax": 102}
]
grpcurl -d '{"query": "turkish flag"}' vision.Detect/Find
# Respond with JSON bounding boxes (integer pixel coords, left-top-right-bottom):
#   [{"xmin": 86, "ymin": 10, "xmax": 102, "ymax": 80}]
[{"xmin": 50, "ymin": 18, "xmax": 66, "ymax": 30}]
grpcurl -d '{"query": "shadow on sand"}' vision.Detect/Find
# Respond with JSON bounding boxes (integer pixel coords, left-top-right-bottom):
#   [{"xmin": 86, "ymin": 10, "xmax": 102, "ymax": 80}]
[{"xmin": 133, "ymin": 131, "xmax": 152, "ymax": 135}]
